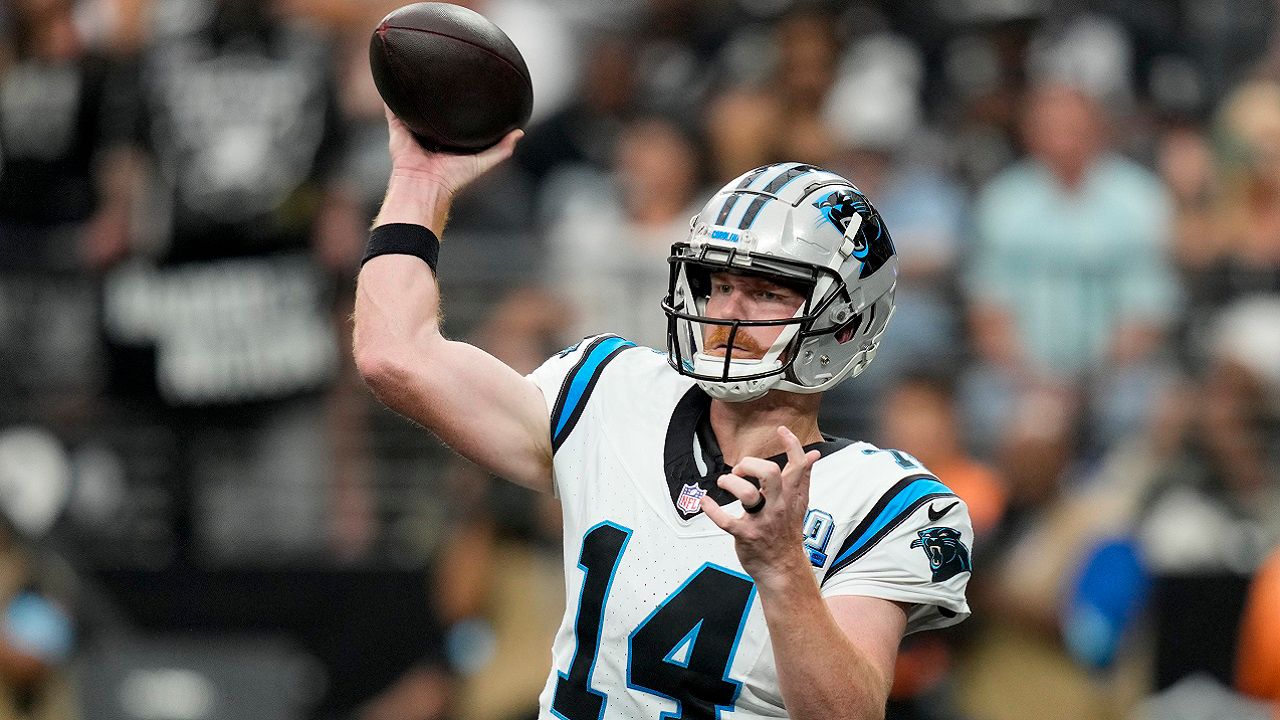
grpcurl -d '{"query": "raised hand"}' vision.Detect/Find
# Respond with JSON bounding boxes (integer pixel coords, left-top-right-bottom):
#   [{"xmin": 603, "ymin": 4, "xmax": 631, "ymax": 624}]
[
  {"xmin": 385, "ymin": 105, "xmax": 523, "ymax": 198},
  {"xmin": 377, "ymin": 106, "xmax": 522, "ymax": 232},
  {"xmin": 700, "ymin": 426, "xmax": 822, "ymax": 586}
]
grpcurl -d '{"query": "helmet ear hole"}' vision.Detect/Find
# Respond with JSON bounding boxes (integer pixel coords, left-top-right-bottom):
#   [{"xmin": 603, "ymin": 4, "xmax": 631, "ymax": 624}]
[{"xmin": 835, "ymin": 303, "xmax": 873, "ymax": 344}]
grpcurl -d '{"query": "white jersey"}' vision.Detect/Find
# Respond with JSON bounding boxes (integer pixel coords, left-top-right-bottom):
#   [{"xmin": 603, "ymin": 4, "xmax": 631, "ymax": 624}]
[{"xmin": 527, "ymin": 335, "xmax": 973, "ymax": 720}]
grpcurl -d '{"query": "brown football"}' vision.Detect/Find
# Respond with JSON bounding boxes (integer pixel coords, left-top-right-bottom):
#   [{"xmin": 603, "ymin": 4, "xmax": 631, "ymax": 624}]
[{"xmin": 369, "ymin": 2, "xmax": 533, "ymax": 152}]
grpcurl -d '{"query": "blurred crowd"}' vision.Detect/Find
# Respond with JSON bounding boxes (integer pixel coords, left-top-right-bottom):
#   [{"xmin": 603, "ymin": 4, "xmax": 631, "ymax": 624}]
[{"xmin": 1, "ymin": 0, "xmax": 1279, "ymax": 718}]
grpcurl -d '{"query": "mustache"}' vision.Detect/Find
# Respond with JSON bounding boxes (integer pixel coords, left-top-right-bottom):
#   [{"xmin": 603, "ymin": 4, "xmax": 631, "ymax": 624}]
[{"xmin": 704, "ymin": 326, "xmax": 768, "ymax": 355}]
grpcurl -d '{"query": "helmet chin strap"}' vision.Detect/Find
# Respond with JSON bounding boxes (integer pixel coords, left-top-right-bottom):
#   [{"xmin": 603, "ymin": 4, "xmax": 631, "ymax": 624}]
[{"xmin": 692, "ymin": 355, "xmax": 783, "ymax": 401}]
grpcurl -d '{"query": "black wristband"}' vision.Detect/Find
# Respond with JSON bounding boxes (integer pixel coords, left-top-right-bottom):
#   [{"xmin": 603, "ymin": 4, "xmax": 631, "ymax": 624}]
[{"xmin": 362, "ymin": 223, "xmax": 440, "ymax": 272}]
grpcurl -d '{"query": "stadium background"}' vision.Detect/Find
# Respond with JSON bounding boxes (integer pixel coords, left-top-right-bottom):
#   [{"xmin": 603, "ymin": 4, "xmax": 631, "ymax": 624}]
[{"xmin": 1, "ymin": 0, "xmax": 1279, "ymax": 718}]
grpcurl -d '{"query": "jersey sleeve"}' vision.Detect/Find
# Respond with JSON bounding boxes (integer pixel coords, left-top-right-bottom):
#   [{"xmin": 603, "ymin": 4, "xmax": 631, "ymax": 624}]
[
  {"xmin": 819, "ymin": 474, "xmax": 974, "ymax": 635},
  {"xmin": 526, "ymin": 334, "xmax": 636, "ymax": 455}
]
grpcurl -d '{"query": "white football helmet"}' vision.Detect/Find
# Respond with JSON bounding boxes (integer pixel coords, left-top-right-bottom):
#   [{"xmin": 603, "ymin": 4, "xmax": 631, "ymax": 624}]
[{"xmin": 662, "ymin": 162, "xmax": 898, "ymax": 402}]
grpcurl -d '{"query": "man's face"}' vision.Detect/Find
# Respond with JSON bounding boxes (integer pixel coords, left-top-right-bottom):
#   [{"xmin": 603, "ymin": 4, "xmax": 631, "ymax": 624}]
[{"xmin": 701, "ymin": 271, "xmax": 807, "ymax": 359}]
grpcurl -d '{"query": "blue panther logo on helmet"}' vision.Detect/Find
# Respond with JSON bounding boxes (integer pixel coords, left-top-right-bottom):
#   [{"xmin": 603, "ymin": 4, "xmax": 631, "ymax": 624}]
[
  {"xmin": 813, "ymin": 190, "xmax": 868, "ymax": 257},
  {"xmin": 910, "ymin": 527, "xmax": 971, "ymax": 582},
  {"xmin": 813, "ymin": 189, "xmax": 894, "ymax": 278}
]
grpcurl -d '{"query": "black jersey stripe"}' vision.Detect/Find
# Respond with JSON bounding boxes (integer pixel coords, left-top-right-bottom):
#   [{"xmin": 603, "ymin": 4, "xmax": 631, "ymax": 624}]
[
  {"xmin": 820, "ymin": 474, "xmax": 956, "ymax": 584},
  {"xmin": 550, "ymin": 335, "xmax": 637, "ymax": 453}
]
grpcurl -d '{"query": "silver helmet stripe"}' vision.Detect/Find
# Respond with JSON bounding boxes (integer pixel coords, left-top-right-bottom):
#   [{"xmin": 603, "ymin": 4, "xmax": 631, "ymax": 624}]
[{"xmin": 735, "ymin": 164, "xmax": 821, "ymax": 230}]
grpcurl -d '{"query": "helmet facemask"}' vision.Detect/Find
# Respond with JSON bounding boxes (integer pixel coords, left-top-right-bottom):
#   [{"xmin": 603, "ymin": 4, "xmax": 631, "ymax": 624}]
[{"xmin": 663, "ymin": 245, "xmax": 854, "ymax": 401}]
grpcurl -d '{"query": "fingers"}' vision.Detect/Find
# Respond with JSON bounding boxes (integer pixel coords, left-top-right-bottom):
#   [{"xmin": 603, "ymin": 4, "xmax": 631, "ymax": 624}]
[
  {"xmin": 384, "ymin": 104, "xmax": 412, "ymax": 139},
  {"xmin": 777, "ymin": 426, "xmax": 821, "ymax": 491},
  {"xmin": 731, "ymin": 456, "xmax": 779, "ymax": 486},
  {"xmin": 384, "ymin": 104, "xmax": 523, "ymax": 168},
  {"xmin": 473, "ymin": 129, "xmax": 524, "ymax": 173},
  {"xmin": 778, "ymin": 425, "xmax": 806, "ymax": 466},
  {"xmin": 699, "ymin": 495, "xmax": 734, "ymax": 531},
  {"xmin": 777, "ymin": 426, "xmax": 821, "ymax": 469},
  {"xmin": 716, "ymin": 473, "xmax": 762, "ymax": 508},
  {"xmin": 499, "ymin": 128, "xmax": 525, "ymax": 149}
]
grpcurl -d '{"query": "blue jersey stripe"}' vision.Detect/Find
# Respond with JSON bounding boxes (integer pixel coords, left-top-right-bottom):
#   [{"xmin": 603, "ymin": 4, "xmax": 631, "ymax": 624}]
[
  {"xmin": 822, "ymin": 476, "xmax": 955, "ymax": 582},
  {"xmin": 552, "ymin": 336, "xmax": 635, "ymax": 447}
]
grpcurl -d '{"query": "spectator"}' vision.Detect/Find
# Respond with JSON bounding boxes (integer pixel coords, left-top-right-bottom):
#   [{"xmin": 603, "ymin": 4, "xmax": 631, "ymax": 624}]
[
  {"xmin": 1203, "ymin": 79, "xmax": 1280, "ymax": 302},
  {"xmin": 881, "ymin": 374, "xmax": 1007, "ymax": 537},
  {"xmin": 699, "ymin": 4, "xmax": 848, "ymax": 184},
  {"xmin": 542, "ymin": 115, "xmax": 706, "ymax": 347},
  {"xmin": 702, "ymin": 84, "xmax": 784, "ymax": 184},
  {"xmin": 1198, "ymin": 296, "xmax": 1280, "ymax": 520},
  {"xmin": 951, "ymin": 381, "xmax": 1195, "ymax": 720},
  {"xmin": 1155, "ymin": 118, "xmax": 1221, "ymax": 367},
  {"xmin": 0, "ymin": 0, "xmax": 132, "ymax": 272},
  {"xmin": 100, "ymin": 0, "xmax": 354, "ymax": 563},
  {"xmin": 964, "ymin": 82, "xmax": 1180, "ymax": 462},
  {"xmin": 877, "ymin": 373, "xmax": 1007, "ymax": 720},
  {"xmin": 1237, "ymin": 545, "xmax": 1280, "ymax": 706},
  {"xmin": 0, "ymin": 521, "xmax": 76, "ymax": 720},
  {"xmin": 820, "ymin": 155, "xmax": 967, "ymax": 436},
  {"xmin": 515, "ymin": 33, "xmax": 638, "ymax": 202},
  {"xmin": 771, "ymin": 5, "xmax": 842, "ymax": 163},
  {"xmin": 0, "ymin": 0, "xmax": 136, "ymax": 429}
]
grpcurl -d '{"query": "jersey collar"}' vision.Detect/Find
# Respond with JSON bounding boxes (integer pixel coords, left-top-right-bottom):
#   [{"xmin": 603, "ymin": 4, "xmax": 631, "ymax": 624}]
[{"xmin": 662, "ymin": 386, "xmax": 850, "ymax": 519}]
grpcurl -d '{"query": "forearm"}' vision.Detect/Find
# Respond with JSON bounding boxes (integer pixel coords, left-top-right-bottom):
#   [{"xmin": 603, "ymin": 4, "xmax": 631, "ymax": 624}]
[
  {"xmin": 757, "ymin": 569, "xmax": 889, "ymax": 720},
  {"xmin": 354, "ymin": 177, "xmax": 452, "ymax": 358},
  {"xmin": 356, "ymin": 118, "xmax": 521, "ymax": 362}
]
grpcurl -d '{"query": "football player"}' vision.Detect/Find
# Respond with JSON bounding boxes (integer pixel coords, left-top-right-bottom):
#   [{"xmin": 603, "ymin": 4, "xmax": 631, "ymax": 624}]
[{"xmin": 354, "ymin": 111, "xmax": 973, "ymax": 719}]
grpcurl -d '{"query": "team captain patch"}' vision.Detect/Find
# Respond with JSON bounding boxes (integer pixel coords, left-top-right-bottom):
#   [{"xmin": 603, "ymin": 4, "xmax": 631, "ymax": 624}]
[{"xmin": 676, "ymin": 483, "xmax": 706, "ymax": 515}]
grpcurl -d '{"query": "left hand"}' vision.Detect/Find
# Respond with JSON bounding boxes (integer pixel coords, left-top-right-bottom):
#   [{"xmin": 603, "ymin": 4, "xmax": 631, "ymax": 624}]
[{"xmin": 700, "ymin": 426, "xmax": 822, "ymax": 586}]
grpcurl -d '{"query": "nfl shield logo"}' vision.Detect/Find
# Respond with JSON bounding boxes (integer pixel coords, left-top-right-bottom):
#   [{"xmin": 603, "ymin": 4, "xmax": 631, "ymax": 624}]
[{"xmin": 677, "ymin": 483, "xmax": 706, "ymax": 515}]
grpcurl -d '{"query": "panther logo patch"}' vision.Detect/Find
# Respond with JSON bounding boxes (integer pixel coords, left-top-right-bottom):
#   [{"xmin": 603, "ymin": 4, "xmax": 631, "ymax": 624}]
[{"xmin": 910, "ymin": 527, "xmax": 971, "ymax": 582}]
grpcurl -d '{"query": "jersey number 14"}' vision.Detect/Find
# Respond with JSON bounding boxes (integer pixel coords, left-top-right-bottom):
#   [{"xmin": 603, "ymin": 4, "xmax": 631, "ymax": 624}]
[{"xmin": 551, "ymin": 522, "xmax": 757, "ymax": 720}]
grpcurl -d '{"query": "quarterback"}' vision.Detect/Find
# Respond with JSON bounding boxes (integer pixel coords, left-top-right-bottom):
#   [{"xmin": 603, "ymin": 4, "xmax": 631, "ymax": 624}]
[{"xmin": 354, "ymin": 112, "xmax": 972, "ymax": 720}]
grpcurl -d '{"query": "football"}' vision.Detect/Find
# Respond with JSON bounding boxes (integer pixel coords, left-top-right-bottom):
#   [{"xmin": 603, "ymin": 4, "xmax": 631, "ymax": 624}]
[{"xmin": 369, "ymin": 2, "xmax": 533, "ymax": 152}]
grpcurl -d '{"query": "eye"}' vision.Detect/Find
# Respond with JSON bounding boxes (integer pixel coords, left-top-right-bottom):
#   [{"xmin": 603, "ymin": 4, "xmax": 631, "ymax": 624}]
[{"xmin": 758, "ymin": 287, "xmax": 798, "ymax": 303}]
